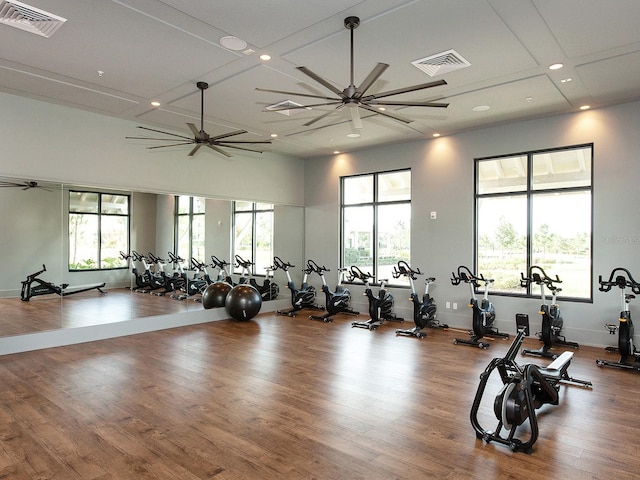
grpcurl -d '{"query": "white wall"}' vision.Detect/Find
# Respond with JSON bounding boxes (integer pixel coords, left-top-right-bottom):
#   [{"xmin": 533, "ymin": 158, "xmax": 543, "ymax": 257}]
[{"xmin": 304, "ymin": 100, "xmax": 640, "ymax": 348}]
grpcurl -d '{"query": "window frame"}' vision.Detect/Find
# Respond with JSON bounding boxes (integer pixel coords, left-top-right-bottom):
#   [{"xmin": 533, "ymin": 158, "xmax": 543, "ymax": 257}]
[
  {"xmin": 474, "ymin": 143, "xmax": 594, "ymax": 301},
  {"xmin": 340, "ymin": 168, "xmax": 411, "ymax": 287},
  {"xmin": 68, "ymin": 189, "xmax": 130, "ymax": 272},
  {"xmin": 174, "ymin": 195, "xmax": 206, "ymax": 262},
  {"xmin": 232, "ymin": 201, "xmax": 274, "ymax": 277}
]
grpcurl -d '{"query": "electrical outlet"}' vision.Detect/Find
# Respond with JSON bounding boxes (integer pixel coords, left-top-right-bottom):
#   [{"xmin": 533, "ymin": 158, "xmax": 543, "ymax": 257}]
[
  {"xmin": 445, "ymin": 301, "xmax": 451, "ymax": 309},
  {"xmin": 453, "ymin": 302, "xmax": 458, "ymax": 310}
]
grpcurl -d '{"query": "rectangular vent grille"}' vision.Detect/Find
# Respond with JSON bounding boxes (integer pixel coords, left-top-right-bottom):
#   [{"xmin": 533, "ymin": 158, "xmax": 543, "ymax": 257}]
[
  {"xmin": 0, "ymin": 0, "xmax": 66, "ymax": 38},
  {"xmin": 265, "ymin": 100, "xmax": 310, "ymax": 116},
  {"xmin": 412, "ymin": 49, "xmax": 470, "ymax": 77}
]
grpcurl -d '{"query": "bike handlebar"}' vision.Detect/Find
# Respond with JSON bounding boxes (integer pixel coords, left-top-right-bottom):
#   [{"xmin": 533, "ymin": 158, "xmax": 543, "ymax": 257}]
[
  {"xmin": 450, "ymin": 265, "xmax": 491, "ymax": 287},
  {"xmin": 306, "ymin": 259, "xmax": 329, "ymax": 274},
  {"xmin": 273, "ymin": 256, "xmax": 293, "ymax": 271},
  {"xmin": 348, "ymin": 265, "xmax": 373, "ymax": 283},
  {"xmin": 598, "ymin": 267, "xmax": 640, "ymax": 294},
  {"xmin": 520, "ymin": 265, "xmax": 562, "ymax": 291},
  {"xmin": 392, "ymin": 260, "xmax": 422, "ymax": 280},
  {"xmin": 210, "ymin": 255, "xmax": 230, "ymax": 269}
]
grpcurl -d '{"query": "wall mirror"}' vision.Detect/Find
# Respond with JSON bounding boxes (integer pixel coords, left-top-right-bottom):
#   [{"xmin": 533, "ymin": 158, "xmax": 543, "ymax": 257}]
[{"xmin": 0, "ymin": 175, "xmax": 304, "ymax": 338}]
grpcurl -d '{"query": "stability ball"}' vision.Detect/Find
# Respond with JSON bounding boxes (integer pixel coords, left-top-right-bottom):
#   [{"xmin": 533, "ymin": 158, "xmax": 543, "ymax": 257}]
[
  {"xmin": 225, "ymin": 284, "xmax": 262, "ymax": 321},
  {"xmin": 202, "ymin": 281, "xmax": 232, "ymax": 310}
]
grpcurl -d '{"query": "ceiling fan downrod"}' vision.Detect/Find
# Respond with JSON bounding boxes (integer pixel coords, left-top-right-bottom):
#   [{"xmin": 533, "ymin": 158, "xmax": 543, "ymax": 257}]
[{"xmin": 345, "ymin": 16, "xmax": 360, "ymax": 89}]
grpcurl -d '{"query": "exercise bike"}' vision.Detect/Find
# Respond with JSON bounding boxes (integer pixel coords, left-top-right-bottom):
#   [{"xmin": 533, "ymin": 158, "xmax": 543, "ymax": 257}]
[
  {"xmin": 147, "ymin": 252, "xmax": 185, "ymax": 295},
  {"xmin": 520, "ymin": 266, "xmax": 579, "ymax": 358},
  {"xmin": 470, "ymin": 319, "xmax": 592, "ymax": 454},
  {"xmin": 451, "ymin": 266, "xmax": 508, "ymax": 348},
  {"xmin": 273, "ymin": 257, "xmax": 323, "ymax": 316},
  {"xmin": 348, "ymin": 265, "xmax": 403, "ymax": 330},
  {"xmin": 392, "ymin": 260, "xmax": 446, "ymax": 338},
  {"xmin": 308, "ymin": 260, "xmax": 358, "ymax": 323},
  {"xmin": 210, "ymin": 255, "xmax": 234, "ymax": 285},
  {"xmin": 234, "ymin": 255, "xmax": 279, "ymax": 301},
  {"xmin": 596, "ymin": 267, "xmax": 640, "ymax": 372},
  {"xmin": 21, "ymin": 264, "xmax": 107, "ymax": 301},
  {"xmin": 166, "ymin": 252, "xmax": 207, "ymax": 301}
]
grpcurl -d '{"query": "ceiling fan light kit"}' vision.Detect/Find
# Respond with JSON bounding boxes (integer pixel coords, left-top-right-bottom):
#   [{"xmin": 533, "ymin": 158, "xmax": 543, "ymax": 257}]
[
  {"xmin": 127, "ymin": 81, "xmax": 271, "ymax": 157},
  {"xmin": 257, "ymin": 16, "xmax": 449, "ymax": 130}
]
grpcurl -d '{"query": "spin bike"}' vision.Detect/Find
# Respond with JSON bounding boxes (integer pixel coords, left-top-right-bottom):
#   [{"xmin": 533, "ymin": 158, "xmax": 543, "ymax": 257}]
[
  {"xmin": 234, "ymin": 255, "xmax": 279, "ymax": 300},
  {"xmin": 596, "ymin": 267, "xmax": 640, "ymax": 371},
  {"xmin": 21, "ymin": 264, "xmax": 107, "ymax": 301},
  {"xmin": 348, "ymin": 265, "xmax": 403, "ymax": 330},
  {"xmin": 210, "ymin": 255, "xmax": 234, "ymax": 285},
  {"xmin": 520, "ymin": 266, "xmax": 579, "ymax": 358},
  {"xmin": 392, "ymin": 260, "xmax": 445, "ymax": 338},
  {"xmin": 451, "ymin": 266, "xmax": 508, "ymax": 348},
  {"xmin": 308, "ymin": 260, "xmax": 358, "ymax": 323},
  {"xmin": 470, "ymin": 320, "xmax": 592, "ymax": 454},
  {"xmin": 273, "ymin": 257, "xmax": 323, "ymax": 316}
]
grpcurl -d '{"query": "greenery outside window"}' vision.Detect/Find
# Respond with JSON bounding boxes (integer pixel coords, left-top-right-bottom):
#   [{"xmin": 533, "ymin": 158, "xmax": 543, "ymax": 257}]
[
  {"xmin": 233, "ymin": 201, "xmax": 274, "ymax": 276},
  {"xmin": 475, "ymin": 144, "xmax": 593, "ymax": 299},
  {"xmin": 175, "ymin": 196, "xmax": 206, "ymax": 263},
  {"xmin": 341, "ymin": 169, "xmax": 411, "ymax": 286},
  {"xmin": 69, "ymin": 191, "xmax": 129, "ymax": 270}
]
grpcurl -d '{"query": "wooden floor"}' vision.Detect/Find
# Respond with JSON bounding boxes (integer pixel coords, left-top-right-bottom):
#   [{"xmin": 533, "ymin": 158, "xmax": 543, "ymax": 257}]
[{"xmin": 1, "ymin": 311, "xmax": 639, "ymax": 479}]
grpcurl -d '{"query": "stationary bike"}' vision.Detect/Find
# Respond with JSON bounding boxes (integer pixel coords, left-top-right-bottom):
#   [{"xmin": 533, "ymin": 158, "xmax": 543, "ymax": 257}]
[
  {"xmin": 596, "ymin": 267, "xmax": 640, "ymax": 372},
  {"xmin": 210, "ymin": 255, "xmax": 234, "ymax": 285},
  {"xmin": 273, "ymin": 257, "xmax": 323, "ymax": 316},
  {"xmin": 392, "ymin": 260, "xmax": 446, "ymax": 338},
  {"xmin": 348, "ymin": 265, "xmax": 403, "ymax": 330},
  {"xmin": 520, "ymin": 266, "xmax": 579, "ymax": 358},
  {"xmin": 234, "ymin": 255, "xmax": 279, "ymax": 300},
  {"xmin": 451, "ymin": 265, "xmax": 508, "ymax": 348},
  {"xmin": 470, "ymin": 320, "xmax": 592, "ymax": 454},
  {"xmin": 308, "ymin": 260, "xmax": 358, "ymax": 323}
]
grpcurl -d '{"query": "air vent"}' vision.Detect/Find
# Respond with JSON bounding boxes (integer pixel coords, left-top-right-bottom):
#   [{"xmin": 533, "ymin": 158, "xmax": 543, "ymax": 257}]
[
  {"xmin": 265, "ymin": 100, "xmax": 311, "ymax": 116},
  {"xmin": 0, "ymin": 0, "xmax": 66, "ymax": 38},
  {"xmin": 411, "ymin": 49, "xmax": 470, "ymax": 77}
]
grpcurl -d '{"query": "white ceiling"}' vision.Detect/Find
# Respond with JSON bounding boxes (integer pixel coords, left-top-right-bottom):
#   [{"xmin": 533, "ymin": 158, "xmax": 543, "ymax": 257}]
[{"xmin": 2, "ymin": 0, "xmax": 640, "ymax": 158}]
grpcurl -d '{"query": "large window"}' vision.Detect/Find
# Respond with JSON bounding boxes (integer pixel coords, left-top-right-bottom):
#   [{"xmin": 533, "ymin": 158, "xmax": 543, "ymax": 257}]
[
  {"xmin": 175, "ymin": 196, "xmax": 206, "ymax": 262},
  {"xmin": 68, "ymin": 191, "xmax": 129, "ymax": 270},
  {"xmin": 233, "ymin": 201, "xmax": 274, "ymax": 275},
  {"xmin": 341, "ymin": 170, "xmax": 411, "ymax": 285},
  {"xmin": 475, "ymin": 144, "xmax": 593, "ymax": 299}
]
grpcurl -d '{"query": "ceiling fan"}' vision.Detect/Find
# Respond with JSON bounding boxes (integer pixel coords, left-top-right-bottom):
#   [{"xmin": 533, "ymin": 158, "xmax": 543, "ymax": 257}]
[
  {"xmin": 257, "ymin": 16, "xmax": 449, "ymax": 130},
  {"xmin": 127, "ymin": 82, "xmax": 271, "ymax": 157},
  {"xmin": 0, "ymin": 180, "xmax": 52, "ymax": 191}
]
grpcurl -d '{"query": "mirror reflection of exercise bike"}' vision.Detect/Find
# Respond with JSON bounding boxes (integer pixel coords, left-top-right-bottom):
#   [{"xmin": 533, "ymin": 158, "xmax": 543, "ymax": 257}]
[
  {"xmin": 451, "ymin": 266, "xmax": 508, "ymax": 348},
  {"xmin": 210, "ymin": 255, "xmax": 234, "ymax": 285},
  {"xmin": 273, "ymin": 257, "xmax": 323, "ymax": 317},
  {"xmin": 21, "ymin": 264, "xmax": 107, "ymax": 301},
  {"xmin": 348, "ymin": 265, "xmax": 403, "ymax": 330},
  {"xmin": 308, "ymin": 260, "xmax": 359, "ymax": 323},
  {"xmin": 596, "ymin": 267, "xmax": 640, "ymax": 372},
  {"xmin": 234, "ymin": 255, "xmax": 279, "ymax": 301},
  {"xmin": 520, "ymin": 266, "xmax": 579, "ymax": 359},
  {"xmin": 470, "ymin": 319, "xmax": 592, "ymax": 454},
  {"xmin": 392, "ymin": 260, "xmax": 446, "ymax": 338}
]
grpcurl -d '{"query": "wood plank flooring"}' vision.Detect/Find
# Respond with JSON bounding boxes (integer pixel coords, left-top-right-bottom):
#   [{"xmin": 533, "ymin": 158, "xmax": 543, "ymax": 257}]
[{"xmin": 0, "ymin": 311, "xmax": 639, "ymax": 479}]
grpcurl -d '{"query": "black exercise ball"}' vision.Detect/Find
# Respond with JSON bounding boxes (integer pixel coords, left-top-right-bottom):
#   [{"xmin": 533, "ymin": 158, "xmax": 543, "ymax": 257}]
[
  {"xmin": 225, "ymin": 284, "xmax": 262, "ymax": 321},
  {"xmin": 202, "ymin": 281, "xmax": 232, "ymax": 310}
]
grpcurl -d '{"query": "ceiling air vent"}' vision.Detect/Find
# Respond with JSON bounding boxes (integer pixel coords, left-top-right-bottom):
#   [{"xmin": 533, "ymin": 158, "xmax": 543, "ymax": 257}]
[
  {"xmin": 411, "ymin": 49, "xmax": 470, "ymax": 77},
  {"xmin": 0, "ymin": 0, "xmax": 66, "ymax": 38},
  {"xmin": 265, "ymin": 100, "xmax": 311, "ymax": 116}
]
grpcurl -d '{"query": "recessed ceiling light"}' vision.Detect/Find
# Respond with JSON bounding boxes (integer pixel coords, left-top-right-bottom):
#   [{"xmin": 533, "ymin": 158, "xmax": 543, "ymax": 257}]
[
  {"xmin": 270, "ymin": 133, "xmax": 278, "ymax": 138},
  {"xmin": 560, "ymin": 78, "xmax": 573, "ymax": 83},
  {"xmin": 580, "ymin": 105, "xmax": 591, "ymax": 110},
  {"xmin": 219, "ymin": 35, "xmax": 247, "ymax": 51},
  {"xmin": 333, "ymin": 150, "xmax": 340, "ymax": 154},
  {"xmin": 526, "ymin": 97, "xmax": 533, "ymax": 102},
  {"xmin": 259, "ymin": 54, "xmax": 271, "ymax": 61},
  {"xmin": 472, "ymin": 105, "xmax": 490, "ymax": 112},
  {"xmin": 432, "ymin": 133, "xmax": 440, "ymax": 137},
  {"xmin": 549, "ymin": 63, "xmax": 564, "ymax": 70},
  {"xmin": 150, "ymin": 101, "xmax": 160, "ymax": 107},
  {"xmin": 97, "ymin": 70, "xmax": 104, "ymax": 77},
  {"xmin": 378, "ymin": 107, "xmax": 386, "ymax": 111},
  {"xmin": 347, "ymin": 133, "xmax": 360, "ymax": 138}
]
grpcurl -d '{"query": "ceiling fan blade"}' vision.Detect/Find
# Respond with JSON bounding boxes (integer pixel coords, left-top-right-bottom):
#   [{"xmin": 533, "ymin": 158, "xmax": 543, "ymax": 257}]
[
  {"xmin": 359, "ymin": 104, "xmax": 412, "ymax": 124},
  {"xmin": 219, "ymin": 140, "xmax": 272, "ymax": 145},
  {"xmin": 366, "ymin": 79, "xmax": 447, "ymax": 101},
  {"xmin": 188, "ymin": 144, "xmax": 203, "ymax": 157},
  {"xmin": 263, "ymin": 101, "xmax": 343, "ymax": 113},
  {"xmin": 187, "ymin": 123, "xmax": 200, "ymax": 136},
  {"xmin": 296, "ymin": 66, "xmax": 345, "ymax": 97},
  {"xmin": 134, "ymin": 126, "xmax": 193, "ymax": 140},
  {"xmin": 147, "ymin": 142, "xmax": 195, "ymax": 150},
  {"xmin": 356, "ymin": 63, "xmax": 389, "ymax": 98},
  {"xmin": 209, "ymin": 130, "xmax": 247, "ymax": 141},
  {"xmin": 218, "ymin": 143, "xmax": 266, "ymax": 154},
  {"xmin": 207, "ymin": 144, "xmax": 232, "ymax": 157},
  {"xmin": 367, "ymin": 100, "xmax": 449, "ymax": 108},
  {"xmin": 303, "ymin": 107, "xmax": 342, "ymax": 127},
  {"xmin": 125, "ymin": 136, "xmax": 189, "ymax": 141},
  {"xmin": 256, "ymin": 87, "xmax": 339, "ymax": 101}
]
